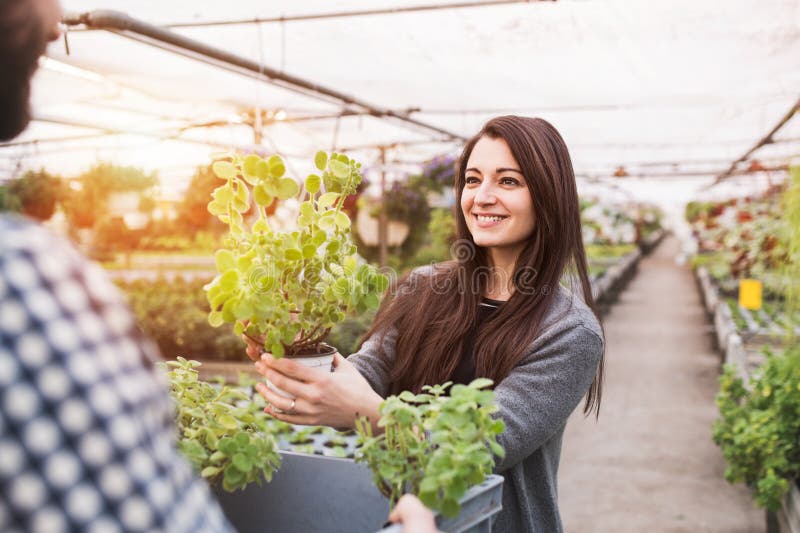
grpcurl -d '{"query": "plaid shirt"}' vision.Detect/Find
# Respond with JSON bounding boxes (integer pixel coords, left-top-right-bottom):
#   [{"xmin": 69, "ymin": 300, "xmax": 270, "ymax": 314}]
[{"xmin": 0, "ymin": 215, "xmax": 232, "ymax": 533}]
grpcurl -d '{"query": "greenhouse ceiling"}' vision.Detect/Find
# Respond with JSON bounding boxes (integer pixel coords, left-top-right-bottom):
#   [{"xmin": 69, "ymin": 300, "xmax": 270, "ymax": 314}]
[{"xmin": 1, "ymin": 0, "xmax": 799, "ymax": 202}]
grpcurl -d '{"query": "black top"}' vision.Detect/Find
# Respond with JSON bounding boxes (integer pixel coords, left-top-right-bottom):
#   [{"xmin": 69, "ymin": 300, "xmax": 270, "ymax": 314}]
[{"xmin": 449, "ymin": 297, "xmax": 505, "ymax": 385}]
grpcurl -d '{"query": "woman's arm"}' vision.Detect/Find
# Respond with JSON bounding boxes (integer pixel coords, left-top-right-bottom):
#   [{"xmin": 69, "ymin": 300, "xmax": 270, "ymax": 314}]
[
  {"xmin": 345, "ymin": 326, "xmax": 399, "ymax": 397},
  {"xmin": 493, "ymin": 323, "xmax": 603, "ymax": 473}
]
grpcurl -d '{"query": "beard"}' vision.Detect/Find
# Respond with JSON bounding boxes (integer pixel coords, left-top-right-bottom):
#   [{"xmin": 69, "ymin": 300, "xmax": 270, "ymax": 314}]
[
  {"xmin": 0, "ymin": 7, "xmax": 48, "ymax": 142},
  {"xmin": 0, "ymin": 64, "xmax": 34, "ymax": 141}
]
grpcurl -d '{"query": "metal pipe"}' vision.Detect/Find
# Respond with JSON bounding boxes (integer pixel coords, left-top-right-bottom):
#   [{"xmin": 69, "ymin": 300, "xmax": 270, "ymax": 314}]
[
  {"xmin": 709, "ymin": 96, "xmax": 800, "ymax": 187},
  {"xmin": 62, "ymin": 10, "xmax": 465, "ymax": 143},
  {"xmin": 63, "ymin": 1, "xmax": 542, "ymax": 30},
  {"xmin": 576, "ymin": 164, "xmax": 790, "ymax": 180},
  {"xmin": 167, "ymin": 0, "xmax": 542, "ymax": 28}
]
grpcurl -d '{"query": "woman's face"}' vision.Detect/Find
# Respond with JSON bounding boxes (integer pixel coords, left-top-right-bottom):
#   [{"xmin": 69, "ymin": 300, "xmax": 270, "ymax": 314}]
[{"xmin": 461, "ymin": 136, "xmax": 535, "ymax": 261}]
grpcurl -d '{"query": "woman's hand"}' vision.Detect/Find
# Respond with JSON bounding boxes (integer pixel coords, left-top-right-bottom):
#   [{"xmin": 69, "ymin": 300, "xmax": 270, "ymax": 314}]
[
  {"xmin": 241, "ymin": 329, "xmax": 264, "ymax": 363},
  {"xmin": 253, "ymin": 352, "xmax": 383, "ymax": 430},
  {"xmin": 388, "ymin": 495, "xmax": 441, "ymax": 533}
]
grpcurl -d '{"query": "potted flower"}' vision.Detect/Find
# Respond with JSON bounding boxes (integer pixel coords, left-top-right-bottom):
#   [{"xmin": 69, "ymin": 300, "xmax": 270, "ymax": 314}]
[
  {"xmin": 355, "ymin": 379, "xmax": 505, "ymax": 519},
  {"xmin": 203, "ymin": 150, "xmax": 388, "ymax": 396}
]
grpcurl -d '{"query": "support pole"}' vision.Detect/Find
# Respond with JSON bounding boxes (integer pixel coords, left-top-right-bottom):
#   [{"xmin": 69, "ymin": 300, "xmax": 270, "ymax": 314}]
[{"xmin": 379, "ymin": 146, "xmax": 389, "ymax": 267}]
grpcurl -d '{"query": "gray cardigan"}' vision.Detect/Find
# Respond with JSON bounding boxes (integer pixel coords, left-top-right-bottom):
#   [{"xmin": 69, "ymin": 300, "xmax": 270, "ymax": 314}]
[{"xmin": 348, "ymin": 284, "xmax": 603, "ymax": 533}]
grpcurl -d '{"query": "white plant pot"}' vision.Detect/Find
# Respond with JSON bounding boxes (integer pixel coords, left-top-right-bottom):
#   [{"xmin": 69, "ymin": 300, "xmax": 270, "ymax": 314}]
[
  {"xmin": 356, "ymin": 210, "xmax": 410, "ymax": 246},
  {"xmin": 266, "ymin": 352, "xmax": 336, "ymax": 400}
]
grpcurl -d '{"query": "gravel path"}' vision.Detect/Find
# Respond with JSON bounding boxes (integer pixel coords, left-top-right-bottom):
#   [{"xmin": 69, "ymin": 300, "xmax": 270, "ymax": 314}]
[{"xmin": 558, "ymin": 235, "xmax": 765, "ymax": 533}]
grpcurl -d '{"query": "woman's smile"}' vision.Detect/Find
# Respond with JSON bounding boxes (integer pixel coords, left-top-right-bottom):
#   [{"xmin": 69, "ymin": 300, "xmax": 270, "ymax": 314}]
[{"xmin": 473, "ymin": 212, "xmax": 509, "ymax": 228}]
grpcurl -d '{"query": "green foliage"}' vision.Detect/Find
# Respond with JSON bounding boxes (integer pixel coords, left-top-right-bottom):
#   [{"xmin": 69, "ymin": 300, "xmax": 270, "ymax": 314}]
[
  {"xmin": 355, "ymin": 380, "xmax": 505, "ymax": 517},
  {"xmin": 690, "ymin": 252, "xmax": 734, "ymax": 282},
  {"xmin": 688, "ymin": 193, "xmax": 788, "ymax": 280},
  {"xmin": 712, "ymin": 344, "xmax": 800, "ymax": 510},
  {"xmin": 160, "ymin": 357, "xmax": 282, "ymax": 491},
  {"xmin": 409, "ymin": 208, "xmax": 457, "ymax": 267},
  {"xmin": 118, "ymin": 278, "xmax": 243, "ymax": 361},
  {"xmin": 326, "ymin": 308, "xmax": 376, "ymax": 356},
  {"xmin": 4, "ymin": 169, "xmax": 62, "ymax": 221},
  {"xmin": 204, "ymin": 151, "xmax": 387, "ymax": 357},
  {"xmin": 725, "ymin": 298, "xmax": 749, "ymax": 332},
  {"xmin": 354, "ymin": 153, "xmax": 457, "ymax": 268},
  {"xmin": 93, "ymin": 216, "xmax": 142, "ymax": 252},
  {"xmin": 62, "ymin": 162, "xmax": 157, "ymax": 230},
  {"xmin": 685, "ymin": 200, "xmax": 718, "ymax": 223},
  {"xmin": 584, "ymin": 243, "xmax": 637, "ymax": 260},
  {"xmin": 177, "ymin": 164, "xmax": 230, "ymax": 233},
  {"xmin": 688, "ymin": 175, "xmax": 798, "ymax": 305},
  {"xmin": 137, "ymin": 228, "xmax": 220, "ymax": 252},
  {"xmin": 0, "ymin": 184, "xmax": 21, "ymax": 212},
  {"xmin": 784, "ymin": 166, "xmax": 800, "ymax": 327},
  {"xmin": 637, "ymin": 205, "xmax": 664, "ymax": 241}
]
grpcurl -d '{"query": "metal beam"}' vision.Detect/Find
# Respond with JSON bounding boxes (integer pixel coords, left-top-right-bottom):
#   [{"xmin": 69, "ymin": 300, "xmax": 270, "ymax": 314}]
[
  {"xmin": 709, "ymin": 96, "xmax": 800, "ymax": 187},
  {"xmin": 62, "ymin": 10, "xmax": 465, "ymax": 143},
  {"xmin": 575, "ymin": 164, "xmax": 790, "ymax": 180},
  {"xmin": 65, "ymin": 1, "xmax": 544, "ymax": 29}
]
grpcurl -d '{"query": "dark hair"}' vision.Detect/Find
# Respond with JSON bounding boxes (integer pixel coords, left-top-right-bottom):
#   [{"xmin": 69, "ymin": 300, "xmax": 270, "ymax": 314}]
[
  {"xmin": 0, "ymin": 0, "xmax": 49, "ymax": 140},
  {"xmin": 361, "ymin": 115, "xmax": 605, "ymax": 417}
]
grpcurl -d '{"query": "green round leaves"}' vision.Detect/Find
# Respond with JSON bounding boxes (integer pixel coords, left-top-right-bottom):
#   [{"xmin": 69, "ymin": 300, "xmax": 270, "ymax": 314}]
[
  {"xmin": 254, "ymin": 184, "xmax": 273, "ymax": 207},
  {"xmin": 205, "ymin": 150, "xmax": 385, "ymax": 359},
  {"xmin": 256, "ymin": 160, "xmax": 270, "ymax": 180},
  {"xmin": 160, "ymin": 358, "xmax": 282, "ymax": 492},
  {"xmin": 219, "ymin": 269, "xmax": 240, "ymax": 291},
  {"xmin": 335, "ymin": 211, "xmax": 351, "ymax": 231},
  {"xmin": 317, "ymin": 192, "xmax": 339, "ymax": 209},
  {"xmin": 267, "ymin": 155, "xmax": 285, "ymax": 178},
  {"xmin": 329, "ymin": 159, "xmax": 350, "ymax": 179},
  {"xmin": 215, "ymin": 249, "xmax": 236, "ymax": 272},
  {"xmin": 212, "ymin": 161, "xmax": 237, "ymax": 180},
  {"xmin": 305, "ymin": 174, "xmax": 321, "ymax": 194},
  {"xmin": 354, "ymin": 380, "xmax": 505, "ymax": 517},
  {"xmin": 242, "ymin": 154, "xmax": 261, "ymax": 183},
  {"xmin": 318, "ymin": 213, "xmax": 336, "ymax": 231},
  {"xmin": 314, "ymin": 151, "xmax": 328, "ymax": 171},
  {"xmin": 277, "ymin": 178, "xmax": 299, "ymax": 200}
]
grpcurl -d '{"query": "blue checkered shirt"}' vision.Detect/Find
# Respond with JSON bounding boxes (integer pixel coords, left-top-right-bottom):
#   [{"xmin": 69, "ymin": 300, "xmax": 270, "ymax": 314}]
[{"xmin": 0, "ymin": 215, "xmax": 232, "ymax": 532}]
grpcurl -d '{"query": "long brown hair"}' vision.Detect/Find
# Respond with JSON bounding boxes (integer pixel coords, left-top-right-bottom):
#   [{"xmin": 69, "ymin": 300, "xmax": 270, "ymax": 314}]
[{"xmin": 361, "ymin": 116, "xmax": 604, "ymax": 416}]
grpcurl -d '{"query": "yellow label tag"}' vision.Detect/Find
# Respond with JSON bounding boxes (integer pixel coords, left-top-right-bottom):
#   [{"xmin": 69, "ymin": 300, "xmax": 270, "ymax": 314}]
[{"xmin": 739, "ymin": 279, "xmax": 762, "ymax": 310}]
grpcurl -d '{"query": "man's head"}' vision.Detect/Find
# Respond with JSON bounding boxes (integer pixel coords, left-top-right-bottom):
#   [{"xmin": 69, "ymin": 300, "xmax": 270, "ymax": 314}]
[{"xmin": 0, "ymin": 0, "xmax": 62, "ymax": 141}]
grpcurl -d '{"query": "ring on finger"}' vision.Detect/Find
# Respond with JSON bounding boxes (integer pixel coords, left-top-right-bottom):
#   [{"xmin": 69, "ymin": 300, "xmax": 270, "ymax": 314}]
[{"xmin": 288, "ymin": 398, "xmax": 296, "ymax": 415}]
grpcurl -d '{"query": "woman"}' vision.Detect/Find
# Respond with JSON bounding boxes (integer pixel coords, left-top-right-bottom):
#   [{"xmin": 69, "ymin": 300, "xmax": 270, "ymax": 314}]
[{"xmin": 246, "ymin": 116, "xmax": 605, "ymax": 532}]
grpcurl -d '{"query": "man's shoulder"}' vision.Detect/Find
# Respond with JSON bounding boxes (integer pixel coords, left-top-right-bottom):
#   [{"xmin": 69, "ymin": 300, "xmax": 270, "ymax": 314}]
[{"xmin": 1, "ymin": 214, "xmax": 66, "ymax": 255}]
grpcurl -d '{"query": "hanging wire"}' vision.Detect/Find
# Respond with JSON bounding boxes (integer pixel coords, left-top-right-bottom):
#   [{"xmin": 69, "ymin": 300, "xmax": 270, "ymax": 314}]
[
  {"xmin": 331, "ymin": 113, "xmax": 341, "ymax": 152},
  {"xmin": 62, "ymin": 23, "xmax": 70, "ymax": 55},
  {"xmin": 281, "ymin": 18, "xmax": 286, "ymax": 73},
  {"xmin": 254, "ymin": 21, "xmax": 265, "ymax": 146}
]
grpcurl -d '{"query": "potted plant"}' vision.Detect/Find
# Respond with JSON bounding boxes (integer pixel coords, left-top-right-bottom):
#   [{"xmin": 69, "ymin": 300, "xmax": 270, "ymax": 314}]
[
  {"xmin": 161, "ymin": 357, "xmax": 283, "ymax": 491},
  {"xmin": 356, "ymin": 379, "xmax": 505, "ymax": 520},
  {"xmin": 192, "ymin": 372, "xmax": 506, "ymax": 533},
  {"xmin": 203, "ymin": 150, "xmax": 387, "ymax": 395}
]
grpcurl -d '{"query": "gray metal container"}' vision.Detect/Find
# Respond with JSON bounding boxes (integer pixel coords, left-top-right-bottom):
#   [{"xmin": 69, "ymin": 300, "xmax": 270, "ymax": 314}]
[
  {"xmin": 377, "ymin": 475, "xmax": 504, "ymax": 533},
  {"xmin": 214, "ymin": 450, "xmax": 390, "ymax": 533},
  {"xmin": 213, "ymin": 450, "xmax": 504, "ymax": 533}
]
